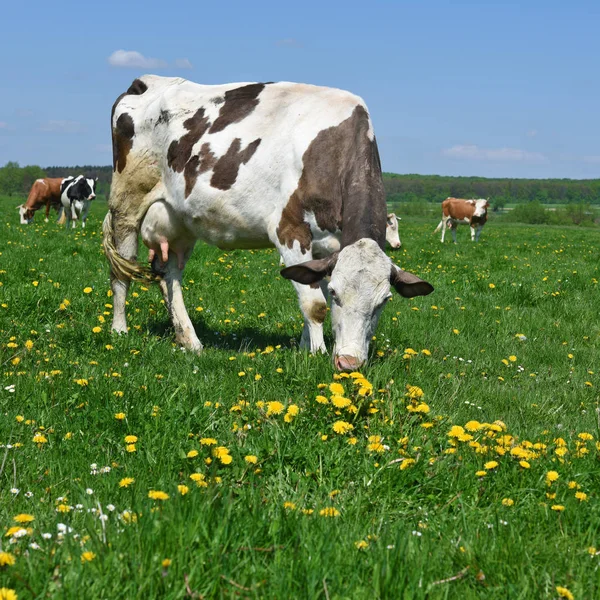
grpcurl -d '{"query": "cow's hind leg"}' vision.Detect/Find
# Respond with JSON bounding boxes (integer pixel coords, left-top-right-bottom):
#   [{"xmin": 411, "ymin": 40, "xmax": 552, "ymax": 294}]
[
  {"xmin": 276, "ymin": 242, "xmax": 327, "ymax": 354},
  {"xmin": 440, "ymin": 219, "xmax": 447, "ymax": 243},
  {"xmin": 109, "ymin": 218, "xmax": 139, "ymax": 334},
  {"xmin": 451, "ymin": 223, "xmax": 458, "ymax": 243}
]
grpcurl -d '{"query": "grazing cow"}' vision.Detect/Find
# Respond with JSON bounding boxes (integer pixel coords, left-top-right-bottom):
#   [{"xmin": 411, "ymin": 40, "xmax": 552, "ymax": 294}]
[
  {"xmin": 386, "ymin": 213, "xmax": 401, "ymax": 248},
  {"xmin": 434, "ymin": 197, "xmax": 489, "ymax": 243},
  {"xmin": 103, "ymin": 75, "xmax": 433, "ymax": 370},
  {"xmin": 18, "ymin": 177, "xmax": 70, "ymax": 224},
  {"xmin": 60, "ymin": 176, "xmax": 97, "ymax": 229}
]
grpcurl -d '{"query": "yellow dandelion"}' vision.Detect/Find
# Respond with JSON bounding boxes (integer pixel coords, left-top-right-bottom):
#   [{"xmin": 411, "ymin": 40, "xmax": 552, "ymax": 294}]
[
  {"xmin": 519, "ymin": 460, "xmax": 530, "ymax": 469},
  {"xmin": 501, "ymin": 498, "xmax": 514, "ymax": 507},
  {"xmin": 115, "ymin": 412, "xmax": 126, "ymax": 420},
  {"xmin": 83, "ymin": 287, "xmax": 93, "ymax": 294},
  {"xmin": 546, "ymin": 470, "xmax": 560, "ymax": 484},
  {"xmin": 124, "ymin": 435, "xmax": 138, "ymax": 443},
  {"xmin": 200, "ymin": 438, "xmax": 217, "ymax": 446},
  {"xmin": 177, "ymin": 485, "xmax": 189, "ymax": 496},
  {"xmin": 187, "ymin": 450, "xmax": 199, "ymax": 458},
  {"xmin": 32, "ymin": 433, "xmax": 47, "ymax": 444},
  {"xmin": 81, "ymin": 551, "xmax": 96, "ymax": 563},
  {"xmin": 551, "ymin": 505, "xmax": 565, "ymax": 512},
  {"xmin": 332, "ymin": 421, "xmax": 354, "ymax": 434},
  {"xmin": 329, "ymin": 382, "xmax": 345, "ymax": 395},
  {"xmin": 0, "ymin": 552, "xmax": 16, "ymax": 567},
  {"xmin": 556, "ymin": 587, "xmax": 574, "ymax": 600},
  {"xmin": 331, "ymin": 395, "xmax": 352, "ymax": 408},
  {"xmin": 92, "ymin": 326, "xmax": 102, "ymax": 334},
  {"xmin": 13, "ymin": 514, "xmax": 34, "ymax": 524},
  {"xmin": 244, "ymin": 455, "xmax": 258, "ymax": 464},
  {"xmin": 148, "ymin": 490, "xmax": 169, "ymax": 501},
  {"xmin": 319, "ymin": 507, "xmax": 340, "ymax": 517},
  {"xmin": 119, "ymin": 477, "xmax": 135, "ymax": 488},
  {"xmin": 575, "ymin": 491, "xmax": 588, "ymax": 502},
  {"xmin": 475, "ymin": 470, "xmax": 487, "ymax": 477},
  {"xmin": 266, "ymin": 401, "xmax": 285, "ymax": 416},
  {"xmin": 283, "ymin": 502, "xmax": 296, "ymax": 510}
]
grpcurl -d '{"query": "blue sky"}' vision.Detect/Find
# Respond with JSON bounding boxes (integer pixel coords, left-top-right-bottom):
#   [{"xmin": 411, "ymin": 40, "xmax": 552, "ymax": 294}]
[{"xmin": 0, "ymin": 0, "xmax": 598, "ymax": 178}]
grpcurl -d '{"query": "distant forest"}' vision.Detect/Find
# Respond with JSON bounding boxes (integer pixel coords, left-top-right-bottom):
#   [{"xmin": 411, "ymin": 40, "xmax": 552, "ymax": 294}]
[{"xmin": 1, "ymin": 162, "xmax": 599, "ymax": 207}]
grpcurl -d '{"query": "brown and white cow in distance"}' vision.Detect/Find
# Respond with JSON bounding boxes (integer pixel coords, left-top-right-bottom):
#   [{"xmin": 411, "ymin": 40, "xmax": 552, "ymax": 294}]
[
  {"xmin": 18, "ymin": 178, "xmax": 70, "ymax": 224},
  {"xmin": 434, "ymin": 197, "xmax": 489, "ymax": 243},
  {"xmin": 103, "ymin": 75, "xmax": 433, "ymax": 370}
]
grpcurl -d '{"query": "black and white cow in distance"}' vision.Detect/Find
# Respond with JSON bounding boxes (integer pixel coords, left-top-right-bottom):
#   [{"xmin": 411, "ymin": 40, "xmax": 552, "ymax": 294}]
[
  {"xmin": 61, "ymin": 176, "xmax": 97, "ymax": 229},
  {"xmin": 103, "ymin": 75, "xmax": 433, "ymax": 370}
]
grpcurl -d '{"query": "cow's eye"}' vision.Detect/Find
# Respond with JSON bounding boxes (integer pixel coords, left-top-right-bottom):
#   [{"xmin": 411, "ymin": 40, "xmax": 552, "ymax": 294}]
[{"xmin": 328, "ymin": 287, "xmax": 340, "ymax": 304}]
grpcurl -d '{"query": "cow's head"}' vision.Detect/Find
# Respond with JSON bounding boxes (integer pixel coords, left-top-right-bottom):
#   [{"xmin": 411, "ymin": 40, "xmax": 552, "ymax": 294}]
[
  {"xmin": 281, "ymin": 238, "xmax": 433, "ymax": 370},
  {"xmin": 17, "ymin": 204, "xmax": 35, "ymax": 224},
  {"xmin": 84, "ymin": 177, "xmax": 97, "ymax": 200},
  {"xmin": 474, "ymin": 199, "xmax": 489, "ymax": 217},
  {"xmin": 386, "ymin": 213, "xmax": 401, "ymax": 249}
]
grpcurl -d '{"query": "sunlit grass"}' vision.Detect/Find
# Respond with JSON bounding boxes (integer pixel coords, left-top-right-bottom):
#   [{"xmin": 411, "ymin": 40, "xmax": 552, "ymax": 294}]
[{"xmin": 1, "ymin": 199, "xmax": 599, "ymax": 599}]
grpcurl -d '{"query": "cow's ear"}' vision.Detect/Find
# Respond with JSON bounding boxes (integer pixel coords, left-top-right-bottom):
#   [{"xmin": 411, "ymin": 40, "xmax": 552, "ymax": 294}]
[
  {"xmin": 390, "ymin": 265, "xmax": 434, "ymax": 298},
  {"xmin": 16, "ymin": 204, "xmax": 23, "ymax": 209},
  {"xmin": 281, "ymin": 253, "xmax": 338, "ymax": 285}
]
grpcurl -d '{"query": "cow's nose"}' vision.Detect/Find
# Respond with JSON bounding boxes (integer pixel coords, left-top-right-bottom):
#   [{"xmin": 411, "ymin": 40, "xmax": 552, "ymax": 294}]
[
  {"xmin": 393, "ymin": 243, "xmax": 401, "ymax": 249},
  {"xmin": 89, "ymin": 194, "xmax": 96, "ymax": 200},
  {"xmin": 334, "ymin": 354, "xmax": 363, "ymax": 372}
]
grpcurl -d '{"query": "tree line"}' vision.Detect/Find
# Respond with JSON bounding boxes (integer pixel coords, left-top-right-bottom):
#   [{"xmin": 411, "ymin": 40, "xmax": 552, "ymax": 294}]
[
  {"xmin": 384, "ymin": 173, "xmax": 600, "ymax": 207},
  {"xmin": 1, "ymin": 162, "xmax": 599, "ymax": 207}
]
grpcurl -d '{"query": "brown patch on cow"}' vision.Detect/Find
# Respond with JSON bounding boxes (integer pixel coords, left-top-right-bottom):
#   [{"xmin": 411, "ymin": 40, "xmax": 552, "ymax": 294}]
[
  {"xmin": 167, "ymin": 108, "xmax": 211, "ymax": 173},
  {"xmin": 277, "ymin": 105, "xmax": 386, "ymax": 253},
  {"xmin": 113, "ymin": 113, "xmax": 135, "ymax": 173},
  {"xmin": 210, "ymin": 138, "xmax": 261, "ymax": 191},
  {"xmin": 126, "ymin": 78, "xmax": 148, "ymax": 96},
  {"xmin": 184, "ymin": 143, "xmax": 217, "ymax": 197},
  {"xmin": 308, "ymin": 301, "xmax": 328, "ymax": 324},
  {"xmin": 209, "ymin": 83, "xmax": 265, "ymax": 134}
]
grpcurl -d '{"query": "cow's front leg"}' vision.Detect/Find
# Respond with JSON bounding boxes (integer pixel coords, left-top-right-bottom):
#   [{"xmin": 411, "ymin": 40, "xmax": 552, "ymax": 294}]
[
  {"xmin": 440, "ymin": 219, "xmax": 447, "ymax": 243},
  {"xmin": 44, "ymin": 202, "xmax": 51, "ymax": 223},
  {"xmin": 475, "ymin": 225, "xmax": 483, "ymax": 241},
  {"xmin": 154, "ymin": 244, "xmax": 202, "ymax": 353},
  {"xmin": 470, "ymin": 225, "xmax": 476, "ymax": 241},
  {"xmin": 277, "ymin": 242, "xmax": 327, "ymax": 354}
]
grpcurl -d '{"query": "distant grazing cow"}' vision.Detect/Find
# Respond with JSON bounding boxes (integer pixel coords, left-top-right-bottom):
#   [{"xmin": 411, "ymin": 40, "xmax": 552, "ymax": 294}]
[
  {"xmin": 434, "ymin": 197, "xmax": 489, "ymax": 242},
  {"xmin": 61, "ymin": 176, "xmax": 97, "ymax": 229},
  {"xmin": 386, "ymin": 213, "xmax": 401, "ymax": 248},
  {"xmin": 18, "ymin": 177, "xmax": 70, "ymax": 224},
  {"xmin": 103, "ymin": 75, "xmax": 433, "ymax": 370}
]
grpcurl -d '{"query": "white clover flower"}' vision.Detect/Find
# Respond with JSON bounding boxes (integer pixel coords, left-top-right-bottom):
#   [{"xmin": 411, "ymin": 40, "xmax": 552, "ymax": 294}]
[
  {"xmin": 86, "ymin": 488, "xmax": 94, "ymax": 495},
  {"xmin": 25, "ymin": 491, "xmax": 33, "ymax": 498},
  {"xmin": 106, "ymin": 504, "xmax": 116, "ymax": 512},
  {"xmin": 10, "ymin": 488, "xmax": 20, "ymax": 495},
  {"xmin": 42, "ymin": 533, "xmax": 52, "ymax": 540}
]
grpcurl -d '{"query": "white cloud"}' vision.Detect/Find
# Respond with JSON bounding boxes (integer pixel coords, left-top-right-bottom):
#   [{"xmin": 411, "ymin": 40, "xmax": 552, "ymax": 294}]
[
  {"xmin": 40, "ymin": 120, "xmax": 86, "ymax": 134},
  {"xmin": 276, "ymin": 38, "xmax": 303, "ymax": 48},
  {"xmin": 174, "ymin": 58, "xmax": 193, "ymax": 69},
  {"xmin": 442, "ymin": 144, "xmax": 545, "ymax": 162},
  {"xmin": 108, "ymin": 50, "xmax": 167, "ymax": 69},
  {"xmin": 0, "ymin": 122, "xmax": 8, "ymax": 129}
]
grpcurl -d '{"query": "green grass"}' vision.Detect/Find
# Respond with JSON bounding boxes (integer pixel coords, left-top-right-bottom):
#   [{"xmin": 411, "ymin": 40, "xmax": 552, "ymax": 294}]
[{"xmin": 1, "ymin": 198, "xmax": 600, "ymax": 599}]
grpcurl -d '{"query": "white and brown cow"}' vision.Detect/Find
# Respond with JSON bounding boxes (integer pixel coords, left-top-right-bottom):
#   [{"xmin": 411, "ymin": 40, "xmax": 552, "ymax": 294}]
[
  {"xmin": 103, "ymin": 76, "xmax": 433, "ymax": 370},
  {"xmin": 386, "ymin": 212, "xmax": 401, "ymax": 248},
  {"xmin": 18, "ymin": 177, "xmax": 70, "ymax": 224},
  {"xmin": 434, "ymin": 197, "xmax": 489, "ymax": 243}
]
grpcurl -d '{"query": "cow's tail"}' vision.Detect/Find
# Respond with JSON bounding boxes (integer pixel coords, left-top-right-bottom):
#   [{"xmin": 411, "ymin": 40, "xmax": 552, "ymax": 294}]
[{"xmin": 102, "ymin": 210, "xmax": 155, "ymax": 283}]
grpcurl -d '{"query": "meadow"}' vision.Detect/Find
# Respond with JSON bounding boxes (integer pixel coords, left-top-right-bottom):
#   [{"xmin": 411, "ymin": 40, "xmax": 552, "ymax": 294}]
[{"xmin": 1, "ymin": 197, "xmax": 599, "ymax": 599}]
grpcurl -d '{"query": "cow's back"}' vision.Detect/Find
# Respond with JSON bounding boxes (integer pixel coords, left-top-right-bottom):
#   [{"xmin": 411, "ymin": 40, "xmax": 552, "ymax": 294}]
[{"xmin": 110, "ymin": 75, "xmax": 386, "ymax": 248}]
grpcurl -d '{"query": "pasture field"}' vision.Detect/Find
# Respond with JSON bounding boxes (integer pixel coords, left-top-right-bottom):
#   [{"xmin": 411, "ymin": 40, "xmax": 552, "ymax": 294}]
[{"xmin": 1, "ymin": 198, "xmax": 600, "ymax": 599}]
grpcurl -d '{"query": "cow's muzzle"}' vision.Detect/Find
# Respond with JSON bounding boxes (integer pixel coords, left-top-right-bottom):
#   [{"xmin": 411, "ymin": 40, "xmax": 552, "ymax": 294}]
[{"xmin": 334, "ymin": 354, "xmax": 364, "ymax": 372}]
